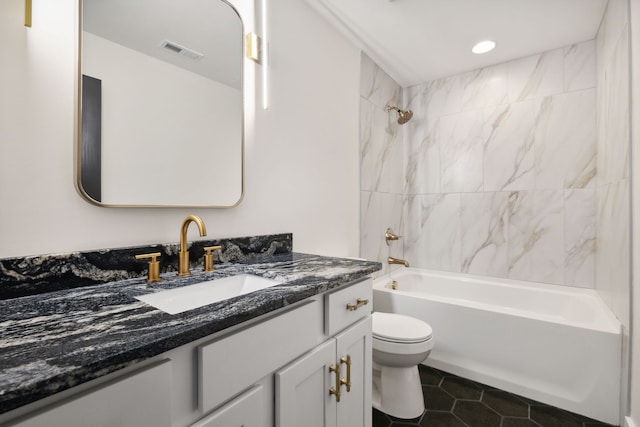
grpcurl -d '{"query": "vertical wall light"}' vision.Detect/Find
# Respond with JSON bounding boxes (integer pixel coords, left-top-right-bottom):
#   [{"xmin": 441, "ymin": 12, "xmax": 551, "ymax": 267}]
[
  {"xmin": 245, "ymin": 31, "xmax": 267, "ymax": 108},
  {"xmin": 245, "ymin": 33, "xmax": 261, "ymax": 63},
  {"xmin": 24, "ymin": 0, "xmax": 32, "ymax": 27},
  {"xmin": 261, "ymin": 0, "xmax": 269, "ymax": 109}
]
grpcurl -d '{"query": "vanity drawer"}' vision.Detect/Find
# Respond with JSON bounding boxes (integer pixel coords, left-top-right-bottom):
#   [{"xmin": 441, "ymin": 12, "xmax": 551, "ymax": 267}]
[
  {"xmin": 199, "ymin": 299, "xmax": 323, "ymax": 413},
  {"xmin": 9, "ymin": 360, "xmax": 172, "ymax": 427},
  {"xmin": 324, "ymin": 278, "xmax": 372, "ymax": 336}
]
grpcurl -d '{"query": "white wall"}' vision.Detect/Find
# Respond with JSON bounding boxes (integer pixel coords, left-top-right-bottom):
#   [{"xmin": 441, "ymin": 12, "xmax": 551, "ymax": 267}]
[{"xmin": 0, "ymin": 0, "xmax": 361, "ymax": 259}]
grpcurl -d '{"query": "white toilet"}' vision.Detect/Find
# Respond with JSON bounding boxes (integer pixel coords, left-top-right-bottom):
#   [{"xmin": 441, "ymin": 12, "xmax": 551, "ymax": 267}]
[{"xmin": 371, "ymin": 312, "xmax": 434, "ymax": 419}]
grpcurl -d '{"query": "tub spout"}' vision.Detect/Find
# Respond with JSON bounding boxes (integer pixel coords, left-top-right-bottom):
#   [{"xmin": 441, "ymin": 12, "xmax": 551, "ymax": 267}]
[{"xmin": 388, "ymin": 257, "xmax": 410, "ymax": 268}]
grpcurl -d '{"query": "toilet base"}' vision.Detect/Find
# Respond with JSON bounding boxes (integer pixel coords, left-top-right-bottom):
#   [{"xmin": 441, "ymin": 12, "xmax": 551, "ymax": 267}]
[{"xmin": 371, "ymin": 362, "xmax": 425, "ymax": 419}]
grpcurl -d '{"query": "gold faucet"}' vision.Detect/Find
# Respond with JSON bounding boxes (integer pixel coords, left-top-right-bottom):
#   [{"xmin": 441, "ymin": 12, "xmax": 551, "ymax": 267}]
[
  {"xmin": 388, "ymin": 257, "xmax": 410, "ymax": 268},
  {"xmin": 178, "ymin": 215, "xmax": 207, "ymax": 276}
]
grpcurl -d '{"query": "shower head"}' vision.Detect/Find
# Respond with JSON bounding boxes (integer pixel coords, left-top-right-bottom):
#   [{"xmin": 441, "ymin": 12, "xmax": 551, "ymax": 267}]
[{"xmin": 386, "ymin": 105, "xmax": 413, "ymax": 125}]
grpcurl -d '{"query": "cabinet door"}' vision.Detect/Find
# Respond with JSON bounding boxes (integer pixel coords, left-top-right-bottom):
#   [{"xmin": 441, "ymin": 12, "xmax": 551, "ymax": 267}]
[
  {"xmin": 10, "ymin": 360, "xmax": 172, "ymax": 427},
  {"xmin": 191, "ymin": 385, "xmax": 267, "ymax": 427},
  {"xmin": 335, "ymin": 317, "xmax": 372, "ymax": 427},
  {"xmin": 275, "ymin": 339, "xmax": 338, "ymax": 427}
]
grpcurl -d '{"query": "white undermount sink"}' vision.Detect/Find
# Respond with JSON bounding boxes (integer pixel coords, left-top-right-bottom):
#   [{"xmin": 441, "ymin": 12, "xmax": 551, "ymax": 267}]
[{"xmin": 135, "ymin": 274, "xmax": 282, "ymax": 315}]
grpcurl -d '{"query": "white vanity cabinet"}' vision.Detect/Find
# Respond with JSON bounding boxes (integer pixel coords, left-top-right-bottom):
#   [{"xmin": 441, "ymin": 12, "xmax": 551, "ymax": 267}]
[
  {"xmin": 275, "ymin": 281, "xmax": 372, "ymax": 427},
  {"xmin": 8, "ymin": 360, "xmax": 172, "ymax": 427}
]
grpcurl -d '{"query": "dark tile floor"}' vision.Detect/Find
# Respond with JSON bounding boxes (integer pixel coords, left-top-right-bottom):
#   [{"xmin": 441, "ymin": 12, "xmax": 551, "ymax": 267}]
[{"xmin": 372, "ymin": 365, "xmax": 617, "ymax": 427}]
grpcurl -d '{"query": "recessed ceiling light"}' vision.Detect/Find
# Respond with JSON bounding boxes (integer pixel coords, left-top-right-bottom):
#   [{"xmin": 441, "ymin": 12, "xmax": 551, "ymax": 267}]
[{"xmin": 472, "ymin": 40, "xmax": 496, "ymax": 54}]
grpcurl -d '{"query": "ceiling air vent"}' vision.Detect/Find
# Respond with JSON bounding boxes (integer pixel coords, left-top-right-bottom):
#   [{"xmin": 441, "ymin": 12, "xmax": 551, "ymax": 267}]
[{"xmin": 160, "ymin": 40, "xmax": 204, "ymax": 62}]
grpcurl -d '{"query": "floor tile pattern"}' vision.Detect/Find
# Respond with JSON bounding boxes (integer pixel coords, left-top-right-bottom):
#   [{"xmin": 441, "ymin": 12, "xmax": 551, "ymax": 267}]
[{"xmin": 372, "ymin": 366, "xmax": 617, "ymax": 427}]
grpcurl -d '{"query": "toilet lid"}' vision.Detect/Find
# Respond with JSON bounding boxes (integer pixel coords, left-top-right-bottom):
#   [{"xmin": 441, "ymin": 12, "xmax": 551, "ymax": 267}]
[{"xmin": 372, "ymin": 312, "xmax": 432, "ymax": 343}]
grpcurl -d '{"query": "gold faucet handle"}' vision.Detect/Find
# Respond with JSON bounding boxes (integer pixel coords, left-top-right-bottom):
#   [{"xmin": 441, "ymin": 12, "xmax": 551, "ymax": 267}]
[
  {"xmin": 203, "ymin": 246, "xmax": 222, "ymax": 272},
  {"xmin": 385, "ymin": 228, "xmax": 401, "ymax": 245},
  {"xmin": 135, "ymin": 252, "xmax": 162, "ymax": 283}
]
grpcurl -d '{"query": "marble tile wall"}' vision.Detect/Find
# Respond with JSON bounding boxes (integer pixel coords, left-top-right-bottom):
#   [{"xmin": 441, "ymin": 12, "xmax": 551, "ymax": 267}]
[
  {"xmin": 360, "ymin": 53, "xmax": 404, "ymax": 276},
  {"xmin": 402, "ymin": 41, "xmax": 598, "ymax": 287},
  {"xmin": 595, "ymin": 1, "xmax": 632, "ymax": 414},
  {"xmin": 595, "ymin": 0, "xmax": 631, "ymax": 329},
  {"xmin": 361, "ymin": 14, "xmax": 631, "ymax": 296}
]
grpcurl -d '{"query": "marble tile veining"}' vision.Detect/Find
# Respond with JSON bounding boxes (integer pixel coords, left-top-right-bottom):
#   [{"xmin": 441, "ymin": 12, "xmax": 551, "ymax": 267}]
[
  {"xmin": 563, "ymin": 40, "xmax": 597, "ymax": 92},
  {"xmin": 360, "ymin": 53, "xmax": 401, "ymax": 111},
  {"xmin": 483, "ymin": 101, "xmax": 535, "ymax": 191},
  {"xmin": 460, "ymin": 192, "xmax": 509, "ymax": 277},
  {"xmin": 461, "ymin": 64, "xmax": 508, "ymax": 111},
  {"xmin": 438, "ymin": 110, "xmax": 484, "ymax": 193},
  {"xmin": 508, "ymin": 190, "xmax": 564, "ymax": 284},
  {"xmin": 360, "ymin": 98, "xmax": 376, "ymax": 192},
  {"xmin": 405, "ymin": 194, "xmax": 461, "ymax": 272},
  {"xmin": 507, "ymin": 49, "xmax": 563, "ymax": 103},
  {"xmin": 405, "ymin": 113, "xmax": 440, "ymax": 195},
  {"xmin": 534, "ymin": 89, "xmax": 596, "ymax": 190},
  {"xmin": 599, "ymin": 24, "xmax": 630, "ymax": 184},
  {"xmin": 565, "ymin": 189, "xmax": 596, "ymax": 287}
]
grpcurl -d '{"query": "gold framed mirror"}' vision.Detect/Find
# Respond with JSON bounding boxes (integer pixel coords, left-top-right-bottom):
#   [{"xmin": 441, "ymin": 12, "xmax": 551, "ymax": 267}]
[{"xmin": 77, "ymin": 0, "xmax": 244, "ymax": 207}]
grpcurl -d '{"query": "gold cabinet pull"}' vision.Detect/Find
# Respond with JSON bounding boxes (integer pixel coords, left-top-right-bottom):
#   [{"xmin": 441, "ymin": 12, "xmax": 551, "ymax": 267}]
[
  {"xmin": 340, "ymin": 355, "xmax": 351, "ymax": 392},
  {"xmin": 329, "ymin": 364, "xmax": 341, "ymax": 403},
  {"xmin": 346, "ymin": 298, "xmax": 369, "ymax": 311},
  {"xmin": 135, "ymin": 252, "xmax": 162, "ymax": 283},
  {"xmin": 203, "ymin": 245, "xmax": 222, "ymax": 272}
]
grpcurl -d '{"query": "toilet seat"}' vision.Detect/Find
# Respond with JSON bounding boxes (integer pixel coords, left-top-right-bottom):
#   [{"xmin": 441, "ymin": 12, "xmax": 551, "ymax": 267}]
[{"xmin": 372, "ymin": 312, "xmax": 432, "ymax": 344}]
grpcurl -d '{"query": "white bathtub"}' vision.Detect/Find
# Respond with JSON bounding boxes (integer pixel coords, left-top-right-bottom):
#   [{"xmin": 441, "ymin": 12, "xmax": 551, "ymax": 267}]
[{"xmin": 372, "ymin": 268, "xmax": 622, "ymax": 425}]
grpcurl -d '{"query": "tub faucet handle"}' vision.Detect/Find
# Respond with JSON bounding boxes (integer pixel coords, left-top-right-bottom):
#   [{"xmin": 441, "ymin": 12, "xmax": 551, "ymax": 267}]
[{"xmin": 385, "ymin": 228, "xmax": 401, "ymax": 245}]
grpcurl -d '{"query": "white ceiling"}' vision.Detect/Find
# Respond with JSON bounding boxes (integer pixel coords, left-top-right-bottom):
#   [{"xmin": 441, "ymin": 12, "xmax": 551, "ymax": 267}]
[
  {"xmin": 82, "ymin": 0, "xmax": 243, "ymax": 89},
  {"xmin": 304, "ymin": 0, "xmax": 609, "ymax": 87}
]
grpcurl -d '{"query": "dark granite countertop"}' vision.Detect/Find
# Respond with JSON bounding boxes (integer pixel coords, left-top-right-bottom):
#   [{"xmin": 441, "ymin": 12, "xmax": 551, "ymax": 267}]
[{"xmin": 0, "ymin": 252, "xmax": 381, "ymax": 415}]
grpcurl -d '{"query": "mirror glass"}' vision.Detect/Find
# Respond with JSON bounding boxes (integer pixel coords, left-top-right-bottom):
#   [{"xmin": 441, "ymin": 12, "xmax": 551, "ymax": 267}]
[{"xmin": 78, "ymin": 0, "xmax": 244, "ymax": 207}]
